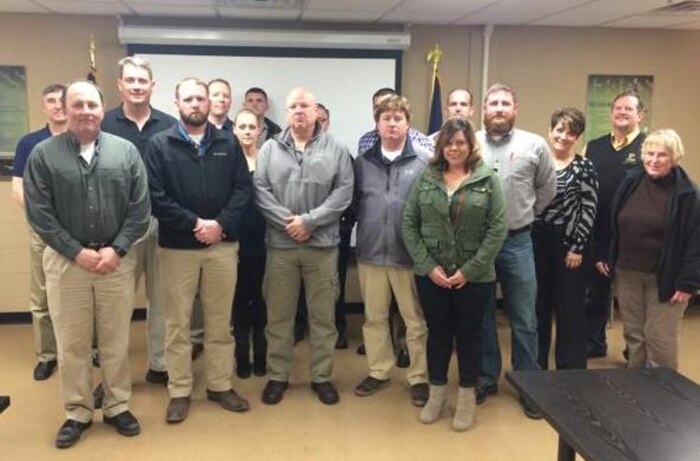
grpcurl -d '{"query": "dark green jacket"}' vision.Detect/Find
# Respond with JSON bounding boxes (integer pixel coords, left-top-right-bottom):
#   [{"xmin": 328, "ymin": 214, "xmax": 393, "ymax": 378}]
[{"xmin": 402, "ymin": 161, "xmax": 507, "ymax": 282}]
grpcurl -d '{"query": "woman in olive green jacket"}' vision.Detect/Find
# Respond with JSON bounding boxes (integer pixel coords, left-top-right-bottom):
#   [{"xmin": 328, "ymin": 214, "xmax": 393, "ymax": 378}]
[{"xmin": 402, "ymin": 118, "xmax": 506, "ymax": 431}]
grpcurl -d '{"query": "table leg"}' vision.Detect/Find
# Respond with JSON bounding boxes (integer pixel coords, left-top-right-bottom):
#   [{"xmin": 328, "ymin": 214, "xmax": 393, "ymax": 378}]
[
  {"xmin": 558, "ymin": 436, "xmax": 575, "ymax": 461},
  {"xmin": 0, "ymin": 396, "xmax": 9, "ymax": 414}
]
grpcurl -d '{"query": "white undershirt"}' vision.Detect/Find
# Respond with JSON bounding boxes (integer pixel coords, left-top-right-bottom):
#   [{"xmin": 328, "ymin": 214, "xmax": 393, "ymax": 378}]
[
  {"xmin": 80, "ymin": 141, "xmax": 96, "ymax": 165},
  {"xmin": 381, "ymin": 147, "xmax": 402, "ymax": 162},
  {"xmin": 190, "ymin": 133, "xmax": 204, "ymax": 144}
]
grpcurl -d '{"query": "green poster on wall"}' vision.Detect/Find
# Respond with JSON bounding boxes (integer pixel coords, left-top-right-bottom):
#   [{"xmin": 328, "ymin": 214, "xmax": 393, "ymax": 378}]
[
  {"xmin": 0, "ymin": 65, "xmax": 28, "ymax": 178},
  {"xmin": 586, "ymin": 74, "xmax": 653, "ymax": 144}
]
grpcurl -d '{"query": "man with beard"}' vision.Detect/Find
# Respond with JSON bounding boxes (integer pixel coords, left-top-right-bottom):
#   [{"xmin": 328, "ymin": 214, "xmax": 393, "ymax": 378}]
[
  {"xmin": 145, "ymin": 78, "xmax": 252, "ymax": 423},
  {"xmin": 584, "ymin": 90, "xmax": 646, "ymax": 359},
  {"xmin": 188, "ymin": 77, "xmax": 236, "ymax": 359},
  {"xmin": 102, "ymin": 56, "xmax": 177, "ymax": 386},
  {"xmin": 24, "ymin": 80, "xmax": 150, "ymax": 447},
  {"xmin": 12, "ymin": 83, "xmax": 67, "ymax": 381},
  {"xmin": 475, "ymin": 84, "xmax": 556, "ymax": 419},
  {"xmin": 254, "ymin": 87, "xmax": 353, "ymax": 405}
]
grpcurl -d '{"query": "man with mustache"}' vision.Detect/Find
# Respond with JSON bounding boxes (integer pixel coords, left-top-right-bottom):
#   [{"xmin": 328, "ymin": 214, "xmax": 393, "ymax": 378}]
[
  {"xmin": 102, "ymin": 56, "xmax": 177, "ymax": 387},
  {"xmin": 188, "ymin": 77, "xmax": 237, "ymax": 360},
  {"xmin": 475, "ymin": 84, "xmax": 556, "ymax": 419},
  {"xmin": 584, "ymin": 90, "xmax": 645, "ymax": 359},
  {"xmin": 24, "ymin": 80, "xmax": 150, "ymax": 447},
  {"xmin": 145, "ymin": 78, "xmax": 251, "ymax": 424},
  {"xmin": 254, "ymin": 87, "xmax": 353, "ymax": 405},
  {"xmin": 11, "ymin": 83, "xmax": 67, "ymax": 381}
]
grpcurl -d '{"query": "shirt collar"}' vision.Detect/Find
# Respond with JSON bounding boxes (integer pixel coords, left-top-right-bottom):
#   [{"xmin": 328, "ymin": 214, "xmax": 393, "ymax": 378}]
[
  {"xmin": 176, "ymin": 121, "xmax": 208, "ymax": 148},
  {"xmin": 484, "ymin": 128, "xmax": 514, "ymax": 145},
  {"xmin": 610, "ymin": 127, "xmax": 640, "ymax": 151}
]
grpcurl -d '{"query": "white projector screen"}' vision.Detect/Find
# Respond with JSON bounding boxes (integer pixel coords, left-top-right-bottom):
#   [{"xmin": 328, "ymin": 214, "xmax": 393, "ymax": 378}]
[{"xmin": 133, "ymin": 47, "xmax": 400, "ymax": 154}]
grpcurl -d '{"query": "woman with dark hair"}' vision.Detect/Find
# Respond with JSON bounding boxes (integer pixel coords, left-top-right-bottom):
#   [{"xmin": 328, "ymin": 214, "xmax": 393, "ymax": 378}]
[
  {"xmin": 534, "ymin": 108, "xmax": 598, "ymax": 370},
  {"xmin": 402, "ymin": 118, "xmax": 506, "ymax": 431},
  {"xmin": 231, "ymin": 109, "xmax": 268, "ymax": 378},
  {"xmin": 605, "ymin": 129, "xmax": 700, "ymax": 370}
]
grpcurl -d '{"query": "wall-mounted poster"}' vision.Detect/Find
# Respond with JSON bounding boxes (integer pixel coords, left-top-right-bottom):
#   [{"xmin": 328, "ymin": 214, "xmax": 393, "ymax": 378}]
[
  {"xmin": 586, "ymin": 74, "xmax": 653, "ymax": 143},
  {"xmin": 0, "ymin": 66, "xmax": 28, "ymax": 179}
]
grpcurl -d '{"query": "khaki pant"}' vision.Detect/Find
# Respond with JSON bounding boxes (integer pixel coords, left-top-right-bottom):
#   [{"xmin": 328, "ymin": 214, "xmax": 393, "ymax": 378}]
[
  {"xmin": 160, "ymin": 243, "xmax": 238, "ymax": 398},
  {"xmin": 615, "ymin": 268, "xmax": 688, "ymax": 370},
  {"xmin": 264, "ymin": 247, "xmax": 338, "ymax": 383},
  {"xmin": 28, "ymin": 228, "xmax": 56, "ymax": 362},
  {"xmin": 132, "ymin": 217, "xmax": 166, "ymax": 372},
  {"xmin": 44, "ymin": 247, "xmax": 137, "ymax": 422},
  {"xmin": 357, "ymin": 262, "xmax": 428, "ymax": 384}
]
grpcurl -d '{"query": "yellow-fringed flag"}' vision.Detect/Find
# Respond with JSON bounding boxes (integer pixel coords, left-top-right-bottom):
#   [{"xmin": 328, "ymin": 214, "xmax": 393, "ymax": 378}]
[
  {"xmin": 87, "ymin": 34, "xmax": 97, "ymax": 83},
  {"xmin": 427, "ymin": 44, "xmax": 443, "ymax": 134}
]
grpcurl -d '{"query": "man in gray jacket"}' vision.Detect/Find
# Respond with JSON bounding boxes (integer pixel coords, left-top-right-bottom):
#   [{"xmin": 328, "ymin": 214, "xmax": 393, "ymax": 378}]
[
  {"xmin": 353, "ymin": 95, "xmax": 430, "ymax": 406},
  {"xmin": 254, "ymin": 87, "xmax": 354, "ymax": 405}
]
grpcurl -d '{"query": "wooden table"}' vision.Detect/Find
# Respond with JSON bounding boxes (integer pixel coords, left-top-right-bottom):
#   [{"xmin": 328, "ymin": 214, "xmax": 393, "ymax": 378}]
[{"xmin": 506, "ymin": 368, "xmax": 700, "ymax": 461}]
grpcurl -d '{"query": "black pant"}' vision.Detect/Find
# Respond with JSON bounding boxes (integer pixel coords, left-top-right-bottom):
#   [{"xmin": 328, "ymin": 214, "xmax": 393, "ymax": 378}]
[
  {"xmin": 232, "ymin": 255, "xmax": 267, "ymax": 361},
  {"xmin": 416, "ymin": 276, "xmax": 492, "ymax": 388},
  {"xmin": 584, "ymin": 254, "xmax": 612, "ymax": 355},
  {"xmin": 295, "ymin": 228, "xmax": 351, "ymax": 335},
  {"xmin": 533, "ymin": 224, "xmax": 587, "ymax": 370}
]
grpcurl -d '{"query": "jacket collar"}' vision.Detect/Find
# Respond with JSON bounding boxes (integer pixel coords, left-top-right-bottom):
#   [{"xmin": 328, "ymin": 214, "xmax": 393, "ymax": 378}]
[
  {"xmin": 363, "ymin": 137, "xmax": 417, "ymax": 165},
  {"xmin": 276, "ymin": 121, "xmax": 323, "ymax": 150},
  {"xmin": 425, "ymin": 159, "xmax": 490, "ymax": 187}
]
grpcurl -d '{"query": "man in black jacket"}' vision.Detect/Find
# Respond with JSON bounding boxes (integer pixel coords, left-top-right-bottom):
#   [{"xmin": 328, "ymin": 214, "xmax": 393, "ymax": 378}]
[
  {"xmin": 145, "ymin": 78, "xmax": 252, "ymax": 424},
  {"xmin": 244, "ymin": 87, "xmax": 282, "ymax": 147},
  {"xmin": 584, "ymin": 90, "xmax": 646, "ymax": 359}
]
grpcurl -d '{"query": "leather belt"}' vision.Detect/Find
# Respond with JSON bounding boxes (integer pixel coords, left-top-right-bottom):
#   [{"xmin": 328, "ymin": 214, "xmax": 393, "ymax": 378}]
[{"xmin": 508, "ymin": 224, "xmax": 532, "ymax": 237}]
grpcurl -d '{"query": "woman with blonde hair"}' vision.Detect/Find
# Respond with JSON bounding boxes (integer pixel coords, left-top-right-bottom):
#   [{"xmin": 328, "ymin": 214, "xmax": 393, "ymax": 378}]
[{"xmin": 604, "ymin": 129, "xmax": 700, "ymax": 369}]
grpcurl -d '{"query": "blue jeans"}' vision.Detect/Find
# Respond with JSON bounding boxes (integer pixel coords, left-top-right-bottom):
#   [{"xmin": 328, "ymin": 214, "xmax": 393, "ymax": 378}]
[{"xmin": 480, "ymin": 231, "xmax": 539, "ymax": 385}]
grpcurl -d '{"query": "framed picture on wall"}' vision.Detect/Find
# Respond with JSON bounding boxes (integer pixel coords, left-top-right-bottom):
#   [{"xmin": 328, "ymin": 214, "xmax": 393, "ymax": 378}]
[
  {"xmin": 586, "ymin": 74, "xmax": 653, "ymax": 143},
  {"xmin": 0, "ymin": 65, "xmax": 29, "ymax": 180}
]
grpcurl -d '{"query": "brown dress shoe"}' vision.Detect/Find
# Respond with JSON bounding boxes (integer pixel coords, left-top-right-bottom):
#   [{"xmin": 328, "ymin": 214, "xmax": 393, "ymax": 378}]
[
  {"xmin": 166, "ymin": 397, "xmax": 191, "ymax": 424},
  {"xmin": 207, "ymin": 389, "xmax": 250, "ymax": 412}
]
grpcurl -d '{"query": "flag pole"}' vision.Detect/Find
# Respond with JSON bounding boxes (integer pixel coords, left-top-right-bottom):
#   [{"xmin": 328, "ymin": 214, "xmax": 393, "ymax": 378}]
[
  {"xmin": 426, "ymin": 44, "xmax": 443, "ymax": 134},
  {"xmin": 87, "ymin": 34, "xmax": 97, "ymax": 83}
]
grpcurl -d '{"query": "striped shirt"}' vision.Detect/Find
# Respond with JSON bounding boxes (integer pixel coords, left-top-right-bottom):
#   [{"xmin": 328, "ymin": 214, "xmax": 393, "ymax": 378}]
[{"xmin": 536, "ymin": 154, "xmax": 599, "ymax": 254}]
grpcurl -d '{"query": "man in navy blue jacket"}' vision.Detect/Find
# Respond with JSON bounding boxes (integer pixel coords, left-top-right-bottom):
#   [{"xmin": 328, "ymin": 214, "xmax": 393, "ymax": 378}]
[{"xmin": 145, "ymin": 78, "xmax": 251, "ymax": 424}]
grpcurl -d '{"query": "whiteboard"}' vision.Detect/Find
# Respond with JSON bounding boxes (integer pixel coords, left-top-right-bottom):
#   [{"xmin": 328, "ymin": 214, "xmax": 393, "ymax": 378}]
[{"xmin": 138, "ymin": 51, "xmax": 398, "ymax": 154}]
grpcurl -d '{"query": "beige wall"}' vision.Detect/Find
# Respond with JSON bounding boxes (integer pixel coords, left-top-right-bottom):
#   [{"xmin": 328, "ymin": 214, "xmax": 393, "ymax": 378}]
[
  {"xmin": 404, "ymin": 25, "xmax": 700, "ymax": 179},
  {"xmin": 1, "ymin": 13, "xmax": 699, "ymax": 312}
]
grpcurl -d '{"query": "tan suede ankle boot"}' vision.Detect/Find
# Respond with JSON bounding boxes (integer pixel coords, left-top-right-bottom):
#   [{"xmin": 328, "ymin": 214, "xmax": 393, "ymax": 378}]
[
  {"xmin": 419, "ymin": 384, "xmax": 447, "ymax": 424},
  {"xmin": 452, "ymin": 386, "xmax": 476, "ymax": 431}
]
